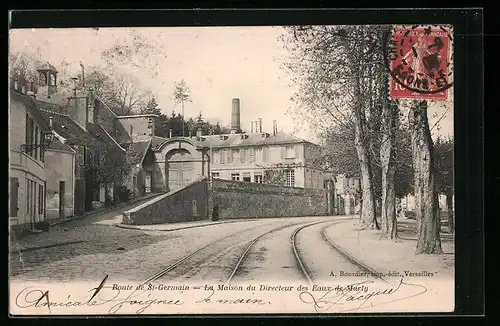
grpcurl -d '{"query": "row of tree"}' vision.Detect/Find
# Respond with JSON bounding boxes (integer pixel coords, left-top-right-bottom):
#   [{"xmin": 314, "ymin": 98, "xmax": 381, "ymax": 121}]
[
  {"xmin": 280, "ymin": 25, "xmax": 454, "ymax": 254},
  {"xmin": 140, "ymin": 96, "xmax": 231, "ymax": 138}
]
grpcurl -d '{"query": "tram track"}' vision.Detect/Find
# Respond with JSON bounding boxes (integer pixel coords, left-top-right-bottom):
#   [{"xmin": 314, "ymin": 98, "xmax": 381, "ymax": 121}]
[
  {"xmin": 141, "ymin": 218, "xmax": 337, "ymax": 285},
  {"xmin": 291, "ymin": 219, "xmax": 351, "ymax": 285}
]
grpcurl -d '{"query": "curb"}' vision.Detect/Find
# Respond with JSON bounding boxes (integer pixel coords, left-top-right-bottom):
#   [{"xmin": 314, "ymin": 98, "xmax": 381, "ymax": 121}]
[
  {"xmin": 322, "ymin": 223, "xmax": 391, "ymax": 284},
  {"xmin": 115, "ymin": 218, "xmax": 260, "ymax": 232},
  {"xmin": 49, "ymin": 194, "xmax": 163, "ymax": 227}
]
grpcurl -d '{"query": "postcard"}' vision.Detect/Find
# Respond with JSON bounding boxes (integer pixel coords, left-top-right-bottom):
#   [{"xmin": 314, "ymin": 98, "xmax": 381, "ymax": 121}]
[{"xmin": 9, "ymin": 22, "xmax": 455, "ymax": 315}]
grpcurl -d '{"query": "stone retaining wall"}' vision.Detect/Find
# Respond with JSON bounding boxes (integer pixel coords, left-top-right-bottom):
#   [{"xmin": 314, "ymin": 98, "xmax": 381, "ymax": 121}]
[
  {"xmin": 122, "ymin": 178, "xmax": 208, "ymax": 225},
  {"xmin": 209, "ymin": 179, "xmax": 327, "ymax": 219}
]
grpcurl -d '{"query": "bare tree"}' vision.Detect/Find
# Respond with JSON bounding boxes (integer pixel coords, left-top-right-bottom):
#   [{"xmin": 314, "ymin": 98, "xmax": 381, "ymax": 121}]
[
  {"xmin": 9, "ymin": 50, "xmax": 44, "ymax": 85},
  {"xmin": 173, "ymin": 79, "xmax": 193, "ymax": 137}
]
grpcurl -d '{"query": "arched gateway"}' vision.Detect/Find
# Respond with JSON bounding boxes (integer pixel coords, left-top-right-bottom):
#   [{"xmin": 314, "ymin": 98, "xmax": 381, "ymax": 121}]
[{"xmin": 153, "ymin": 137, "xmax": 210, "ymax": 192}]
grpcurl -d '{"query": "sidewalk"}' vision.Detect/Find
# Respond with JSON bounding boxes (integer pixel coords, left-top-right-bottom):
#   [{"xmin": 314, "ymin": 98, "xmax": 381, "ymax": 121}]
[
  {"xmin": 47, "ymin": 192, "xmax": 162, "ymax": 227},
  {"xmin": 116, "ymin": 218, "xmax": 259, "ymax": 232},
  {"xmin": 323, "ymin": 219, "xmax": 455, "ymax": 279},
  {"xmin": 9, "ymin": 192, "xmax": 163, "ymax": 253}
]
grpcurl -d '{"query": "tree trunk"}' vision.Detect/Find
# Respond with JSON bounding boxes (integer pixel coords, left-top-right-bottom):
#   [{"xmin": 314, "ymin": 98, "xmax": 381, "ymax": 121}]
[
  {"xmin": 380, "ymin": 99, "xmax": 398, "ymax": 239},
  {"xmin": 409, "ymin": 100, "xmax": 443, "ymax": 254},
  {"xmin": 446, "ymin": 192, "xmax": 454, "ymax": 234},
  {"xmin": 354, "ymin": 108, "xmax": 377, "ymax": 228}
]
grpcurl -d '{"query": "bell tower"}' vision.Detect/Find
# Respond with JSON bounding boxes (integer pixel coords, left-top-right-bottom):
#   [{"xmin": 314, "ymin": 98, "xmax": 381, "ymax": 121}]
[{"xmin": 36, "ymin": 62, "xmax": 58, "ymax": 99}]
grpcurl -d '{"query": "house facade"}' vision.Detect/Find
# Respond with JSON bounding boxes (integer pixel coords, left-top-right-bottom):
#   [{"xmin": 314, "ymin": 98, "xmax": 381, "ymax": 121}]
[
  {"xmin": 9, "ymin": 89, "xmax": 51, "ymax": 232},
  {"xmin": 334, "ymin": 174, "xmax": 361, "ymax": 215},
  {"xmin": 19, "ymin": 62, "xmax": 127, "ymax": 216}
]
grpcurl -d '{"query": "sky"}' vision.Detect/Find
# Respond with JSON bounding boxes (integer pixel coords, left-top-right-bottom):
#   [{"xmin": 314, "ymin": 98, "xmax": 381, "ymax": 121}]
[{"xmin": 9, "ymin": 27, "xmax": 453, "ymax": 141}]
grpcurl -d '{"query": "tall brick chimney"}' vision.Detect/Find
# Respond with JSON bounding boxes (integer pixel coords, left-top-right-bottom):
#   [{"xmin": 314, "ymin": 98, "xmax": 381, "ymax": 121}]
[{"xmin": 230, "ymin": 98, "xmax": 241, "ymax": 134}]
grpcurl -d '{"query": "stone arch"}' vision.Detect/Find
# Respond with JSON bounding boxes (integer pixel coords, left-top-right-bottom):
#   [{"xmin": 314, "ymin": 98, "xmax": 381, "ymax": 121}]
[
  {"xmin": 165, "ymin": 148, "xmax": 195, "ymax": 191},
  {"xmin": 151, "ymin": 138, "xmax": 209, "ymax": 192}
]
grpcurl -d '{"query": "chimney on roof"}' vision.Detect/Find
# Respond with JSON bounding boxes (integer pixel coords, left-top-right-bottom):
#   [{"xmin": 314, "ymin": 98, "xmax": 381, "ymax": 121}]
[
  {"xmin": 230, "ymin": 98, "xmax": 241, "ymax": 134},
  {"xmin": 255, "ymin": 120, "xmax": 258, "ymax": 133},
  {"xmin": 273, "ymin": 120, "xmax": 277, "ymax": 135},
  {"xmin": 196, "ymin": 128, "xmax": 202, "ymax": 140},
  {"xmin": 250, "ymin": 121, "xmax": 254, "ymax": 133},
  {"xmin": 71, "ymin": 77, "xmax": 78, "ymax": 97},
  {"xmin": 258, "ymin": 118, "xmax": 262, "ymax": 133}
]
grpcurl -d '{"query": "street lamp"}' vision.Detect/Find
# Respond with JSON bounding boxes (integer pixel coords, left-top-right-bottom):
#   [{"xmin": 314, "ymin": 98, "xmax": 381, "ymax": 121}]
[{"xmin": 21, "ymin": 129, "xmax": 55, "ymax": 153}]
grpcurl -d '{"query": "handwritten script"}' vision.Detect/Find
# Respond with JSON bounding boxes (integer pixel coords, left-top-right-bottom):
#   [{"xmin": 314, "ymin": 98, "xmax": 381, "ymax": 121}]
[{"xmin": 298, "ymin": 278, "xmax": 428, "ymax": 313}]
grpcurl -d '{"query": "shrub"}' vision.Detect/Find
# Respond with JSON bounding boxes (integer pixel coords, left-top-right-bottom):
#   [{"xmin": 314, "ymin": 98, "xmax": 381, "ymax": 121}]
[{"xmin": 117, "ymin": 186, "xmax": 132, "ymax": 203}]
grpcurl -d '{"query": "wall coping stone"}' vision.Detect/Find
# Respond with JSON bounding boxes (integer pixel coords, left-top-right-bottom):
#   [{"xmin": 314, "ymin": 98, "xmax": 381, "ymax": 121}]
[{"xmin": 124, "ymin": 177, "xmax": 207, "ymax": 215}]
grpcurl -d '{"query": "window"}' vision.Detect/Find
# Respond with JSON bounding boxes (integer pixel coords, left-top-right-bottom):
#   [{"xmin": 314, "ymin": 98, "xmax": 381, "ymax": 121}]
[
  {"xmin": 49, "ymin": 73, "xmax": 56, "ymax": 86},
  {"xmin": 285, "ymin": 145, "xmax": 296, "ymax": 159},
  {"xmin": 40, "ymin": 129, "xmax": 45, "ymax": 162},
  {"xmin": 34, "ymin": 126, "xmax": 39, "ymax": 160},
  {"xmin": 254, "ymin": 174, "xmax": 263, "ymax": 183},
  {"xmin": 233, "ymin": 149, "xmax": 239, "ymax": 163},
  {"xmin": 212, "ymin": 150, "xmax": 219, "ymax": 164},
  {"xmin": 262, "ymin": 147, "xmax": 268, "ymax": 162},
  {"xmin": 240, "ymin": 149, "xmax": 246, "ymax": 163},
  {"xmin": 212, "ymin": 172, "xmax": 220, "ymax": 179},
  {"xmin": 77, "ymin": 146, "xmax": 85, "ymax": 166},
  {"xmin": 10, "ymin": 177, "xmax": 19, "ymax": 217},
  {"xmin": 220, "ymin": 150, "xmax": 225, "ymax": 164},
  {"xmin": 231, "ymin": 173, "xmax": 240, "ymax": 181},
  {"xmin": 248, "ymin": 148, "xmax": 254, "ymax": 162},
  {"xmin": 38, "ymin": 184, "xmax": 44, "ymax": 216},
  {"xmin": 25, "ymin": 114, "xmax": 34, "ymax": 156},
  {"xmin": 242, "ymin": 172, "xmax": 251, "ymax": 182},
  {"xmin": 227, "ymin": 150, "xmax": 233, "ymax": 163},
  {"xmin": 26, "ymin": 180, "xmax": 31, "ymax": 222},
  {"xmin": 285, "ymin": 170, "xmax": 295, "ymax": 187},
  {"xmin": 255, "ymin": 148, "xmax": 262, "ymax": 162}
]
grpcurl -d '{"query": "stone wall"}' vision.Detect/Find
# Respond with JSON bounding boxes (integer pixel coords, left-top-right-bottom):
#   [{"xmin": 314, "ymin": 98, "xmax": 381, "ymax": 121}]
[
  {"xmin": 122, "ymin": 177, "xmax": 208, "ymax": 225},
  {"xmin": 209, "ymin": 179, "xmax": 327, "ymax": 219}
]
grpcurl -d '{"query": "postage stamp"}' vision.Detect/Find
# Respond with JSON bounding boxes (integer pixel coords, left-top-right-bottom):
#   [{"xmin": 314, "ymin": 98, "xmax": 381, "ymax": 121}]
[{"xmin": 384, "ymin": 25, "xmax": 453, "ymax": 101}]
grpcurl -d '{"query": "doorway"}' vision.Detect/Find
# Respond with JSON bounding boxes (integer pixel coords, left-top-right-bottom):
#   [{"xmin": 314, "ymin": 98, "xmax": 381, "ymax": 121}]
[
  {"xmin": 166, "ymin": 149, "xmax": 194, "ymax": 192},
  {"xmin": 59, "ymin": 181, "xmax": 65, "ymax": 218}
]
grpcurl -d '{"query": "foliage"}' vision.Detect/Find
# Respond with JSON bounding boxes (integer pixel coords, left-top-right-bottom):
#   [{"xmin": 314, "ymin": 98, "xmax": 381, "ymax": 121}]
[
  {"xmin": 9, "ymin": 51, "xmax": 44, "ymax": 85},
  {"xmin": 86, "ymin": 142, "xmax": 130, "ymax": 188},
  {"xmin": 81, "ymin": 67, "xmax": 151, "ymax": 116},
  {"xmin": 116, "ymin": 185, "xmax": 133, "ymax": 203},
  {"xmin": 258, "ymin": 163, "xmax": 299, "ymax": 186},
  {"xmin": 173, "ymin": 79, "xmax": 192, "ymax": 107}
]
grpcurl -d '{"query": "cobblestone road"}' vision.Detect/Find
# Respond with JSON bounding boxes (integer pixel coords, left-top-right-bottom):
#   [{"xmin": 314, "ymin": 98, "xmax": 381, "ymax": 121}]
[{"xmin": 10, "ymin": 202, "xmax": 330, "ymax": 283}]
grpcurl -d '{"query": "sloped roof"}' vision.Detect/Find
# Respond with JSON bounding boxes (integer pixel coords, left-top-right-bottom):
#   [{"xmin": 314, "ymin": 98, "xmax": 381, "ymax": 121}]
[
  {"xmin": 38, "ymin": 109, "xmax": 99, "ymax": 148},
  {"xmin": 152, "ymin": 135, "xmax": 167, "ymax": 148},
  {"xmin": 48, "ymin": 137, "xmax": 74, "ymax": 152},
  {"xmin": 37, "ymin": 62, "xmax": 58, "ymax": 73},
  {"xmin": 10, "ymin": 90, "xmax": 50, "ymax": 131},
  {"xmin": 33, "ymin": 98, "xmax": 68, "ymax": 114},
  {"xmin": 126, "ymin": 140, "xmax": 151, "ymax": 165},
  {"xmin": 189, "ymin": 131, "xmax": 308, "ymax": 148},
  {"xmin": 87, "ymin": 123, "xmax": 126, "ymax": 152}
]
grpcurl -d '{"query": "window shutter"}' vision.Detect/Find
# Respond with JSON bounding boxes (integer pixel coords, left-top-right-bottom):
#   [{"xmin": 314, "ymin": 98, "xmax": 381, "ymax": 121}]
[{"xmin": 240, "ymin": 149, "xmax": 245, "ymax": 163}]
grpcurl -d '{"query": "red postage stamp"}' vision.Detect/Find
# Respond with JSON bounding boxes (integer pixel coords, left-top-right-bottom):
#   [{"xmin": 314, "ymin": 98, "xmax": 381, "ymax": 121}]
[{"xmin": 385, "ymin": 25, "xmax": 453, "ymax": 101}]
